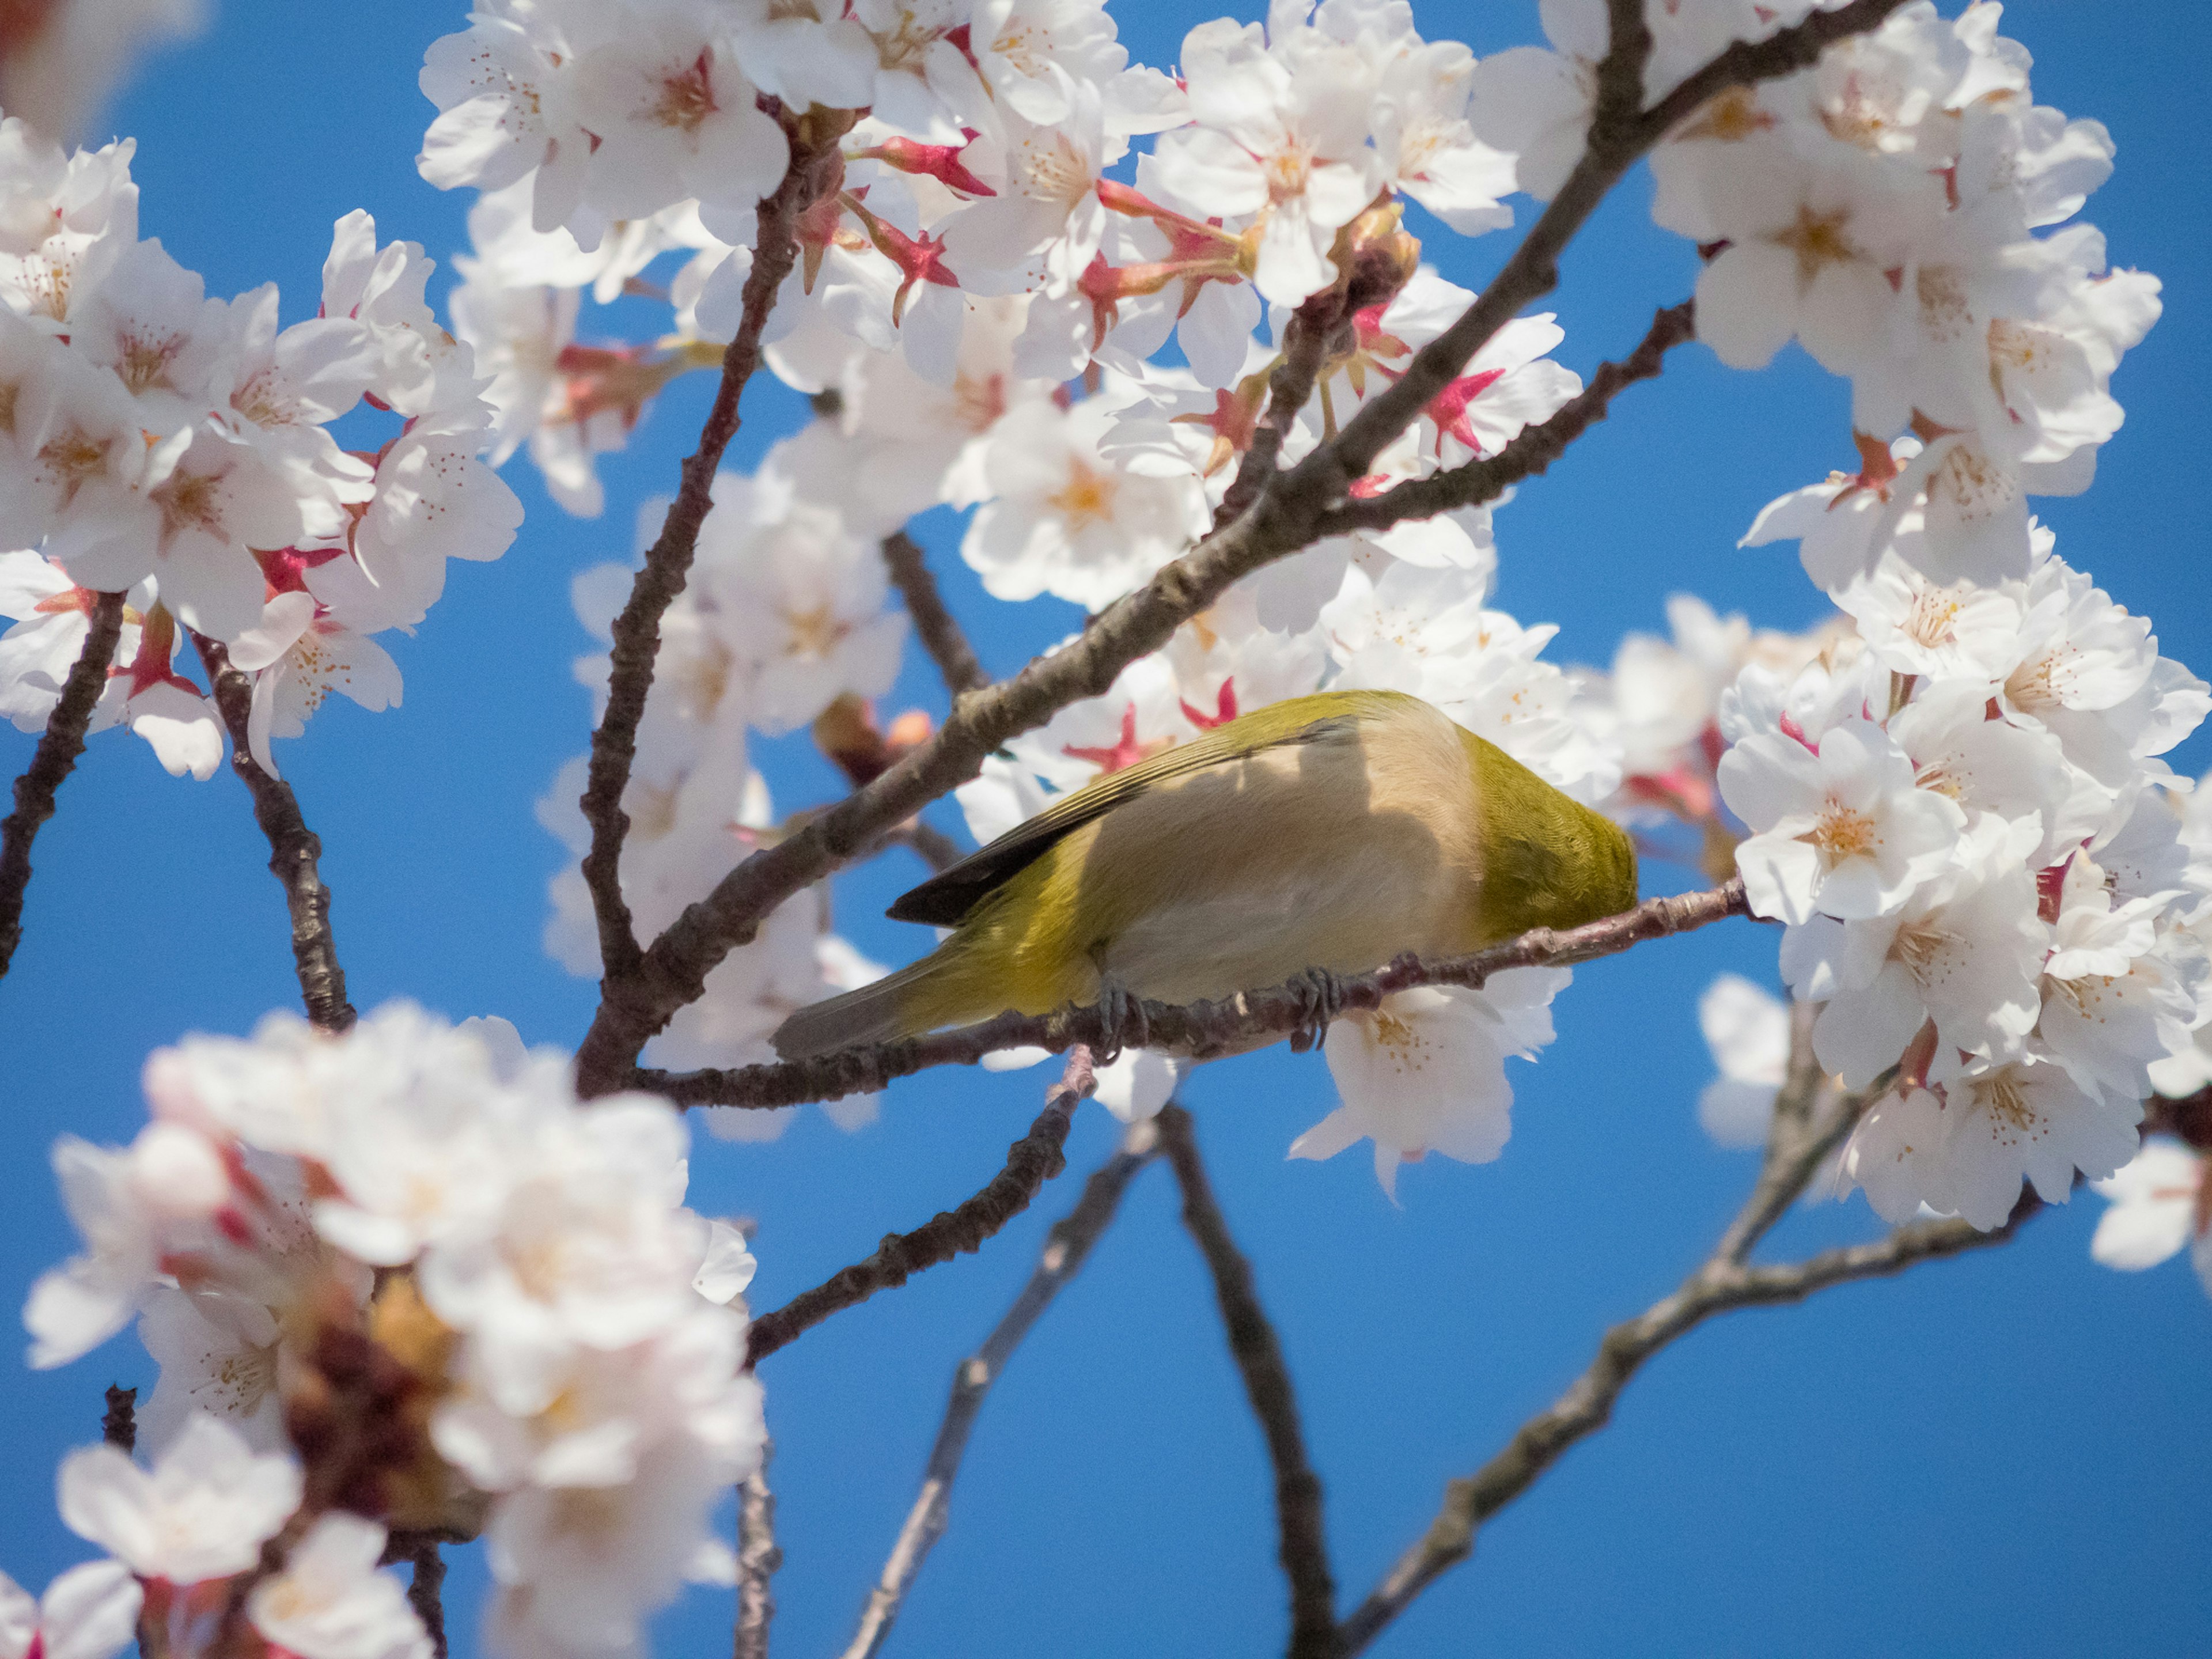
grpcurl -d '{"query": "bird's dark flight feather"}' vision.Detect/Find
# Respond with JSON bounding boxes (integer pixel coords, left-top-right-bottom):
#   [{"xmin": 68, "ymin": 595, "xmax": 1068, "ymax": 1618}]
[{"xmin": 885, "ymin": 704, "xmax": 1371, "ymax": 926}]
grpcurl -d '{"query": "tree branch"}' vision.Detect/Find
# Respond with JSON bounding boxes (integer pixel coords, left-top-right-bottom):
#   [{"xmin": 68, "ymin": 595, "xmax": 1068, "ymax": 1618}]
[
  {"xmin": 570, "ymin": 0, "xmax": 1915, "ymax": 1095},
  {"xmin": 735, "ymin": 1441, "xmax": 780, "ymax": 1659},
  {"xmin": 0, "ymin": 589, "xmax": 123, "ymax": 983},
  {"xmin": 881, "ymin": 530, "xmax": 988, "ymax": 698},
  {"xmin": 578, "ymin": 123, "xmax": 843, "ymax": 989},
  {"xmin": 744, "ymin": 1046, "xmax": 1100, "ymax": 1366},
  {"xmin": 636, "ymin": 882, "xmax": 1749, "ymax": 1111},
  {"xmin": 192, "ymin": 634, "xmax": 354, "ymax": 1033},
  {"xmin": 1157, "ymin": 1107, "xmax": 1336, "ymax": 1659},
  {"xmin": 1315, "ymin": 301, "xmax": 1696, "ymax": 537},
  {"xmin": 838, "ymin": 1125, "xmax": 1160, "ymax": 1659},
  {"xmin": 1335, "ymin": 993, "xmax": 2022, "ymax": 1656}
]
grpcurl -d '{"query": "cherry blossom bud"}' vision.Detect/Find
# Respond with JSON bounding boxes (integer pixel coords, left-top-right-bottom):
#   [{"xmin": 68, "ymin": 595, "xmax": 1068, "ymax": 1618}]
[{"xmin": 124, "ymin": 1123, "xmax": 229, "ymax": 1222}]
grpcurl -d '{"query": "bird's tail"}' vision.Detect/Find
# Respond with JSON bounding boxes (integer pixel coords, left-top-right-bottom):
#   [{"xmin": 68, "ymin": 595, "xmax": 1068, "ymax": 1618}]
[{"xmin": 772, "ymin": 954, "xmax": 949, "ymax": 1059}]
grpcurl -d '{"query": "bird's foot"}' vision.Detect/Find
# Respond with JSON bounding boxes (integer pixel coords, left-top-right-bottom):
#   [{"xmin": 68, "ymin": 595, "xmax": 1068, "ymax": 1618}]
[
  {"xmin": 1094, "ymin": 974, "xmax": 1149, "ymax": 1065},
  {"xmin": 1287, "ymin": 966, "xmax": 1346, "ymax": 1055}
]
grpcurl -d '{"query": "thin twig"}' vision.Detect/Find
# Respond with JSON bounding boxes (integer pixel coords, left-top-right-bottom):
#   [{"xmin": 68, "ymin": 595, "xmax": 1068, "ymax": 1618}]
[
  {"xmin": 881, "ymin": 531, "xmax": 988, "ymax": 698},
  {"xmin": 1713, "ymin": 1035, "xmax": 1859, "ymax": 1266},
  {"xmin": 839, "ymin": 1125, "xmax": 1160, "ymax": 1659},
  {"xmin": 192, "ymin": 634, "xmax": 354, "ymax": 1032},
  {"xmin": 570, "ymin": 0, "xmax": 1914, "ymax": 1094},
  {"xmin": 1335, "ymin": 998, "xmax": 2022, "ymax": 1656},
  {"xmin": 0, "ymin": 589, "xmax": 124, "ymax": 983},
  {"xmin": 101, "ymin": 1384, "xmax": 137, "ymax": 1452},
  {"xmin": 735, "ymin": 1440, "xmax": 780, "ymax": 1659},
  {"xmin": 1338, "ymin": 1195, "xmax": 2037, "ymax": 1654},
  {"xmin": 887, "ymin": 819, "xmax": 964, "ymax": 875},
  {"xmin": 1316, "ymin": 300, "xmax": 1696, "ymax": 537},
  {"xmin": 2138, "ymin": 1086, "xmax": 2212, "ymax": 1150},
  {"xmin": 637, "ymin": 882, "xmax": 1749, "ymax": 1111},
  {"xmin": 578, "ymin": 122, "xmax": 844, "ymax": 988},
  {"xmin": 1158, "ymin": 1107, "xmax": 1336, "ymax": 1659},
  {"xmin": 744, "ymin": 1046, "xmax": 1100, "ymax": 1365},
  {"xmin": 1215, "ymin": 299, "xmax": 1339, "ymax": 527},
  {"xmin": 406, "ymin": 1542, "xmax": 448, "ymax": 1659}
]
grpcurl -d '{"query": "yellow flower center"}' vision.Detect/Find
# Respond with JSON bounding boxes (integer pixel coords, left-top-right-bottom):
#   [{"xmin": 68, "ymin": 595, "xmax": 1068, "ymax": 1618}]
[
  {"xmin": 1048, "ymin": 457, "xmax": 1118, "ymax": 528},
  {"xmin": 1772, "ymin": 205, "xmax": 1857, "ymax": 286},
  {"xmin": 35, "ymin": 422, "xmax": 114, "ymax": 507},
  {"xmin": 1808, "ymin": 798, "xmax": 1879, "ymax": 863},
  {"xmin": 651, "ymin": 55, "xmax": 716, "ymax": 133}
]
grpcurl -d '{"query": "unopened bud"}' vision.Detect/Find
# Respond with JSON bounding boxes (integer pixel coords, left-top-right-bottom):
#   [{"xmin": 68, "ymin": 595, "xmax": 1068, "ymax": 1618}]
[
  {"xmin": 127, "ymin": 1123, "xmax": 230, "ymax": 1221},
  {"xmin": 1335, "ymin": 199, "xmax": 1421, "ymax": 317}
]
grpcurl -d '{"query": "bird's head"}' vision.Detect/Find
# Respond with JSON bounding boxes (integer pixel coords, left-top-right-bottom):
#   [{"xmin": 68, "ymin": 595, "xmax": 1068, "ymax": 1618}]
[{"xmin": 1468, "ymin": 735, "xmax": 1641, "ymax": 941}]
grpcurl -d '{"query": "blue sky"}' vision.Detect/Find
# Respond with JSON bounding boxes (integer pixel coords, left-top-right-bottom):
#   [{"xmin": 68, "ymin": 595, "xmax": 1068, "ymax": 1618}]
[{"xmin": 2, "ymin": 2, "xmax": 2207, "ymax": 1655}]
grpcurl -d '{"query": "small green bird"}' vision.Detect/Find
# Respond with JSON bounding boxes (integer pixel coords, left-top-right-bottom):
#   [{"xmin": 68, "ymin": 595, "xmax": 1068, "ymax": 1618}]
[{"xmin": 772, "ymin": 689, "xmax": 1638, "ymax": 1058}]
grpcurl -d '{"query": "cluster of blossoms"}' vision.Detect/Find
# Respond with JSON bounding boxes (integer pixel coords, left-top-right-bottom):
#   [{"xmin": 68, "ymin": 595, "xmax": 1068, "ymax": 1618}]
[
  {"xmin": 436, "ymin": 0, "xmax": 1627, "ymax": 1183},
  {"xmin": 21, "ymin": 1005, "xmax": 764, "ymax": 1659},
  {"xmin": 1714, "ymin": 533, "xmax": 2207, "ymax": 1231},
  {"xmin": 539, "ymin": 429, "xmax": 903, "ymax": 1139},
  {"xmin": 1695, "ymin": 896, "xmax": 2212, "ymax": 1298},
  {"xmin": 419, "ymin": 0, "xmax": 1548, "ymax": 516},
  {"xmin": 1579, "ymin": 3, "xmax": 2212, "ymax": 1236},
  {"xmin": 0, "ymin": 111, "xmax": 521, "ymax": 779}
]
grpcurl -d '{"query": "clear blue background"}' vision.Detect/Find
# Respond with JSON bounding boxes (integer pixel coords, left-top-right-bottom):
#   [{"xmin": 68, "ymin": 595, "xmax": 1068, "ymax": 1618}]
[{"xmin": 2, "ymin": 2, "xmax": 2206, "ymax": 1654}]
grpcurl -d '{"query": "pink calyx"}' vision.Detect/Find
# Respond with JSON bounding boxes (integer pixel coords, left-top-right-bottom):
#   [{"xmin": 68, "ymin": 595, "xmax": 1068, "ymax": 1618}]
[
  {"xmin": 1063, "ymin": 704, "xmax": 1174, "ymax": 775},
  {"xmin": 840, "ymin": 192, "xmax": 961, "ymax": 326},
  {"xmin": 851, "ymin": 134, "xmax": 995, "ymax": 198},
  {"xmin": 1418, "ymin": 367, "xmax": 1507, "ymax": 459},
  {"xmin": 554, "ymin": 341, "xmax": 699, "ymax": 432},
  {"xmin": 1621, "ymin": 766, "xmax": 1716, "ymax": 823},
  {"xmin": 1168, "ymin": 376, "xmax": 1267, "ymax": 476},
  {"xmin": 255, "ymin": 545, "xmax": 350, "ymax": 600},
  {"xmin": 1179, "ymin": 678, "xmax": 1238, "ymax": 730},
  {"xmin": 1333, "ymin": 301, "xmax": 1411, "ymax": 397},
  {"xmin": 109, "ymin": 602, "xmax": 202, "ymax": 701}
]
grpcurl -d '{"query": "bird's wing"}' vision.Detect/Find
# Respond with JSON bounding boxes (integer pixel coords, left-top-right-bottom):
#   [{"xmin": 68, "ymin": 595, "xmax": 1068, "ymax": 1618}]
[{"xmin": 887, "ymin": 692, "xmax": 1386, "ymax": 926}]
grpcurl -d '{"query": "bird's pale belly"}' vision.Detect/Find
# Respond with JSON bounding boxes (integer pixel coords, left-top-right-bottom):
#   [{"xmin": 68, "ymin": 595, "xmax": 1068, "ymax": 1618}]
[{"xmin": 1088, "ymin": 847, "xmax": 1478, "ymax": 1005}]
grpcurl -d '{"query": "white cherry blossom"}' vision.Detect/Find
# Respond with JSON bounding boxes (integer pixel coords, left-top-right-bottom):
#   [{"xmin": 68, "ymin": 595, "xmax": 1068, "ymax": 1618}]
[
  {"xmin": 59, "ymin": 1412, "xmax": 302, "ymax": 1585},
  {"xmin": 1783, "ymin": 817, "xmax": 2046, "ymax": 1088},
  {"xmin": 1844, "ymin": 1054, "xmax": 2135, "ymax": 1231},
  {"xmin": 135, "ymin": 1288, "xmax": 286, "ymax": 1453},
  {"xmin": 2089, "ymin": 1141, "xmax": 2211, "ymax": 1296},
  {"xmin": 676, "ymin": 464, "xmax": 908, "ymax": 734},
  {"xmin": 1720, "ymin": 716, "xmax": 1966, "ymax": 925},
  {"xmin": 1147, "ymin": 16, "xmax": 1381, "ymax": 305},
  {"xmin": 248, "ymin": 1514, "xmax": 433, "ymax": 1659},
  {"xmin": 571, "ymin": 24, "xmax": 787, "ymax": 225},
  {"xmin": 227, "ymin": 590, "xmax": 403, "ymax": 778},
  {"xmin": 1695, "ymin": 973, "xmax": 1790, "ymax": 1149},
  {"xmin": 963, "ymin": 396, "xmax": 1205, "ymax": 608},
  {"xmin": 1296, "ymin": 971, "xmax": 1569, "ymax": 1199},
  {"xmin": 0, "ymin": 1561, "xmax": 141, "ymax": 1659}
]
